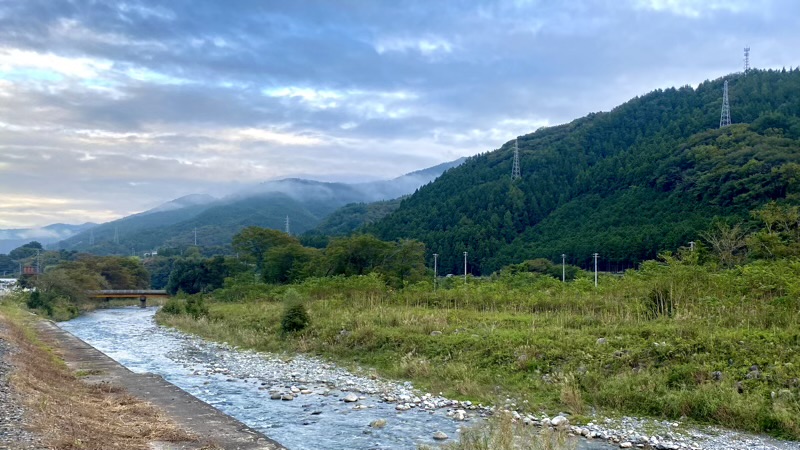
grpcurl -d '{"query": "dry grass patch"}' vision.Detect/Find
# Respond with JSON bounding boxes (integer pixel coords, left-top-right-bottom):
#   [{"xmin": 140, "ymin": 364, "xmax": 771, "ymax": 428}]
[{"xmin": 1, "ymin": 313, "xmax": 196, "ymax": 450}]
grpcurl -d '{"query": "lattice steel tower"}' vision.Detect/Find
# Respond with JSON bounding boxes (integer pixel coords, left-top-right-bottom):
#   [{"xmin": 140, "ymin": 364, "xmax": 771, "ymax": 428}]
[
  {"xmin": 744, "ymin": 46, "xmax": 750, "ymax": 74},
  {"xmin": 511, "ymin": 138, "xmax": 521, "ymax": 181},
  {"xmin": 720, "ymin": 80, "xmax": 731, "ymax": 128},
  {"xmin": 285, "ymin": 215, "xmax": 290, "ymax": 235}
]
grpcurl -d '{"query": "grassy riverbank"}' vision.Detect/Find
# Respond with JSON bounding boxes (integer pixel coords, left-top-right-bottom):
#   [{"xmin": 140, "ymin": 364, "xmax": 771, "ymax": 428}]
[
  {"xmin": 157, "ymin": 256, "xmax": 800, "ymax": 439},
  {"xmin": 0, "ymin": 296, "xmax": 194, "ymax": 449}
]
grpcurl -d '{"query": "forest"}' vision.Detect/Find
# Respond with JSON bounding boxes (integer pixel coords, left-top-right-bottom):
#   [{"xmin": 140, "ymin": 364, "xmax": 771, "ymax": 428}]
[{"xmin": 366, "ymin": 69, "xmax": 800, "ymax": 274}]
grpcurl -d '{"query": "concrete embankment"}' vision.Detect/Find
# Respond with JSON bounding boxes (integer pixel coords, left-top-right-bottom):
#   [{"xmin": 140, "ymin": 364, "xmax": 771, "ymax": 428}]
[{"xmin": 33, "ymin": 319, "xmax": 286, "ymax": 450}]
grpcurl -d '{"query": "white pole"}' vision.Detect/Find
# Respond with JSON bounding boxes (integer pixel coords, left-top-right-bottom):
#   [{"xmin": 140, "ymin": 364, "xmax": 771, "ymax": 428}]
[
  {"xmin": 689, "ymin": 241, "xmax": 695, "ymax": 251},
  {"xmin": 433, "ymin": 253, "xmax": 438, "ymax": 290},
  {"xmin": 463, "ymin": 252, "xmax": 467, "ymax": 284},
  {"xmin": 561, "ymin": 254, "xmax": 566, "ymax": 282},
  {"xmin": 593, "ymin": 253, "xmax": 599, "ymax": 287}
]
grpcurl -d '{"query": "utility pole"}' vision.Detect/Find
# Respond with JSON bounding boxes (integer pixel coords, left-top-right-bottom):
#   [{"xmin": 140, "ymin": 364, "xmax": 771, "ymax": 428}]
[
  {"xmin": 194, "ymin": 228, "xmax": 198, "ymax": 246},
  {"xmin": 720, "ymin": 80, "xmax": 731, "ymax": 128},
  {"xmin": 511, "ymin": 138, "xmax": 521, "ymax": 181},
  {"xmin": 285, "ymin": 216, "xmax": 291, "ymax": 235},
  {"xmin": 463, "ymin": 252, "xmax": 468, "ymax": 284},
  {"xmin": 561, "ymin": 254, "xmax": 566, "ymax": 282},
  {"xmin": 433, "ymin": 253, "xmax": 438, "ymax": 291},
  {"xmin": 593, "ymin": 253, "xmax": 599, "ymax": 287},
  {"xmin": 744, "ymin": 46, "xmax": 750, "ymax": 74},
  {"xmin": 689, "ymin": 241, "xmax": 695, "ymax": 251}
]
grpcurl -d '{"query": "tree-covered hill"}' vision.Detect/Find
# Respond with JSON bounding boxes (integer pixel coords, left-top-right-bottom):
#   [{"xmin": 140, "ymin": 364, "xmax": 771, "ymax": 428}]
[
  {"xmin": 59, "ymin": 160, "xmax": 464, "ymax": 256},
  {"xmin": 367, "ymin": 69, "xmax": 800, "ymax": 275}
]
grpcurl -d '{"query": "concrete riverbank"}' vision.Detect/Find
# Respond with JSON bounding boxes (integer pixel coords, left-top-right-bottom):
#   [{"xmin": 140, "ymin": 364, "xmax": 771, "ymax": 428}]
[{"xmin": 33, "ymin": 319, "xmax": 286, "ymax": 450}]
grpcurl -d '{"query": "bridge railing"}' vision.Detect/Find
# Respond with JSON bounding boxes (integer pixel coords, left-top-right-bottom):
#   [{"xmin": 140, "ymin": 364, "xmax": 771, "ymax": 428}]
[{"xmin": 86, "ymin": 290, "xmax": 169, "ymax": 295}]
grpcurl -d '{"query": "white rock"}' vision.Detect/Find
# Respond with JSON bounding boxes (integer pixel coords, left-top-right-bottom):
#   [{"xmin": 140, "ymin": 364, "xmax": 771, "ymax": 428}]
[
  {"xmin": 620, "ymin": 443, "xmax": 633, "ymax": 448},
  {"xmin": 433, "ymin": 431, "xmax": 449, "ymax": 440},
  {"xmin": 551, "ymin": 415, "xmax": 569, "ymax": 427},
  {"xmin": 343, "ymin": 393, "xmax": 359, "ymax": 402}
]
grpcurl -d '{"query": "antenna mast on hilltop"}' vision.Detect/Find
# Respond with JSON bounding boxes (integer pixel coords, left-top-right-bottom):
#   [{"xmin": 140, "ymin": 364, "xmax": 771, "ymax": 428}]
[
  {"xmin": 511, "ymin": 138, "xmax": 521, "ymax": 181},
  {"xmin": 744, "ymin": 46, "xmax": 750, "ymax": 74},
  {"xmin": 285, "ymin": 216, "xmax": 291, "ymax": 235},
  {"xmin": 720, "ymin": 80, "xmax": 731, "ymax": 128}
]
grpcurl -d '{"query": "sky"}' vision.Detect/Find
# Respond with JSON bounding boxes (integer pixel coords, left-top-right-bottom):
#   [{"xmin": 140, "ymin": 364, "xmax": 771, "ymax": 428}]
[{"xmin": 0, "ymin": 0, "xmax": 799, "ymax": 229}]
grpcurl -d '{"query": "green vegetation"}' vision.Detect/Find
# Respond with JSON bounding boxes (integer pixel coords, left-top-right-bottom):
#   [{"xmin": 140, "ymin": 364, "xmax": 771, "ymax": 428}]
[
  {"xmin": 157, "ymin": 204, "xmax": 800, "ymax": 439},
  {"xmin": 367, "ymin": 69, "xmax": 800, "ymax": 274}
]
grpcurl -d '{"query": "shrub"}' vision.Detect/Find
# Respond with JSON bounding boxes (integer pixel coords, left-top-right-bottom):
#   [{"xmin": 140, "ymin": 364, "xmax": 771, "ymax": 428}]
[
  {"xmin": 281, "ymin": 300, "xmax": 310, "ymax": 334},
  {"xmin": 185, "ymin": 296, "xmax": 209, "ymax": 319},
  {"xmin": 161, "ymin": 298, "xmax": 185, "ymax": 315},
  {"xmin": 647, "ymin": 283, "xmax": 674, "ymax": 318}
]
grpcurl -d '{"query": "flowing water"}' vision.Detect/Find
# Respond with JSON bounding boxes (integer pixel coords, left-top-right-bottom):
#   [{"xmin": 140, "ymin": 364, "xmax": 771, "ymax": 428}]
[{"xmin": 60, "ymin": 307, "xmax": 614, "ymax": 450}]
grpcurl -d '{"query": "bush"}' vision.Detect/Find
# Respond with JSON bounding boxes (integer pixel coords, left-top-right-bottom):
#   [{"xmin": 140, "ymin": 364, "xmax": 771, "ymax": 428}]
[
  {"xmin": 185, "ymin": 296, "xmax": 209, "ymax": 319},
  {"xmin": 161, "ymin": 298, "xmax": 185, "ymax": 315},
  {"xmin": 281, "ymin": 300, "xmax": 310, "ymax": 334}
]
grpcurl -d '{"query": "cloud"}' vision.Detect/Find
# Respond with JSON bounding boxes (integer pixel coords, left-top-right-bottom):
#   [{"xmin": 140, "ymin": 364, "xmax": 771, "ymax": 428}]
[{"xmin": 0, "ymin": 0, "xmax": 799, "ymax": 227}]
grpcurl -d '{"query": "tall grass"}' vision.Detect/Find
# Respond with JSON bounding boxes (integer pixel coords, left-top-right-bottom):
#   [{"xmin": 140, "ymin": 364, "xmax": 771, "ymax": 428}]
[{"xmin": 157, "ymin": 257, "xmax": 800, "ymax": 438}]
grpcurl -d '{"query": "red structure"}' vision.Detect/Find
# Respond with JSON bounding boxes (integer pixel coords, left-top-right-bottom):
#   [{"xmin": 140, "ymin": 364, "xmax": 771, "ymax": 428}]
[{"xmin": 22, "ymin": 266, "xmax": 36, "ymax": 275}]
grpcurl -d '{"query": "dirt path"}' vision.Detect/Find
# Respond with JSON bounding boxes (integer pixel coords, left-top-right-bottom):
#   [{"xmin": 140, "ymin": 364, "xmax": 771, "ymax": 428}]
[{"xmin": 0, "ymin": 310, "xmax": 284, "ymax": 450}]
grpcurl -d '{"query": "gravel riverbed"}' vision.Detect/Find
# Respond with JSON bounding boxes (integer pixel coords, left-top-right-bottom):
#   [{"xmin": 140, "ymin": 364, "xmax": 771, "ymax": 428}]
[{"xmin": 60, "ymin": 307, "xmax": 800, "ymax": 450}]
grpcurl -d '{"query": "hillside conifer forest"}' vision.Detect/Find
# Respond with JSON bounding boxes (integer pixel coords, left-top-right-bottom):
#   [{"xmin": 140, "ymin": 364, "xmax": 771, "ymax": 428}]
[{"xmin": 367, "ymin": 69, "xmax": 800, "ymax": 275}]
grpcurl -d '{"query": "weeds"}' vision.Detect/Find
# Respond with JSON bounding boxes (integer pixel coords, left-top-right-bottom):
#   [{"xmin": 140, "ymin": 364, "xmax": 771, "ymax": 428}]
[{"xmin": 157, "ymin": 257, "xmax": 800, "ymax": 438}]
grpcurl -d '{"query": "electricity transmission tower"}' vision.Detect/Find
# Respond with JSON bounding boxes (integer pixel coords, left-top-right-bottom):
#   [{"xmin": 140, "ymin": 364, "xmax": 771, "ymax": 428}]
[
  {"xmin": 285, "ymin": 216, "xmax": 291, "ymax": 235},
  {"xmin": 720, "ymin": 80, "xmax": 731, "ymax": 128},
  {"xmin": 744, "ymin": 46, "xmax": 750, "ymax": 74},
  {"xmin": 511, "ymin": 138, "xmax": 521, "ymax": 181}
]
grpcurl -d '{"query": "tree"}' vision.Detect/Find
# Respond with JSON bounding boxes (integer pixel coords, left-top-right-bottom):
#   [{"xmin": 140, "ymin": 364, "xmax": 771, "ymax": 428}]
[
  {"xmin": 9, "ymin": 241, "xmax": 43, "ymax": 261},
  {"xmin": 324, "ymin": 234, "xmax": 392, "ymax": 276},
  {"xmin": 232, "ymin": 227, "xmax": 297, "ymax": 274}
]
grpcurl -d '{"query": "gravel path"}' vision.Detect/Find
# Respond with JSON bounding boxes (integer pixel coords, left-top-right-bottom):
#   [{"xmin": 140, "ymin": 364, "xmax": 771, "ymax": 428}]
[{"xmin": 0, "ymin": 320, "xmax": 45, "ymax": 450}]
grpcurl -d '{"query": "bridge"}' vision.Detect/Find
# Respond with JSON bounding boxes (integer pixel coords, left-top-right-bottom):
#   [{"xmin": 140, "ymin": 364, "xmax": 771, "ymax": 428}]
[{"xmin": 86, "ymin": 290, "xmax": 169, "ymax": 307}]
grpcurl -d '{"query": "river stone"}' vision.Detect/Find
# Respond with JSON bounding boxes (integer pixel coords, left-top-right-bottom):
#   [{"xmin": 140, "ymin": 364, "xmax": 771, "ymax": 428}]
[
  {"xmin": 370, "ymin": 419, "xmax": 387, "ymax": 428},
  {"xmin": 270, "ymin": 392, "xmax": 282, "ymax": 400},
  {"xmin": 432, "ymin": 431, "xmax": 448, "ymax": 440},
  {"xmin": 453, "ymin": 409, "xmax": 467, "ymax": 421},
  {"xmin": 430, "ymin": 331, "xmax": 442, "ymax": 336},
  {"xmin": 620, "ymin": 442, "xmax": 633, "ymax": 448},
  {"xmin": 550, "ymin": 415, "xmax": 569, "ymax": 427},
  {"xmin": 281, "ymin": 393, "xmax": 294, "ymax": 401},
  {"xmin": 596, "ymin": 337, "xmax": 607, "ymax": 345},
  {"xmin": 301, "ymin": 389, "xmax": 313, "ymax": 394},
  {"xmin": 343, "ymin": 393, "xmax": 359, "ymax": 402}
]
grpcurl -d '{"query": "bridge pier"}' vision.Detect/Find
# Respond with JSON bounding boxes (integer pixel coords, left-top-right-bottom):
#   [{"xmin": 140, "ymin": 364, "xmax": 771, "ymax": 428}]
[{"xmin": 139, "ymin": 296, "xmax": 146, "ymax": 308}]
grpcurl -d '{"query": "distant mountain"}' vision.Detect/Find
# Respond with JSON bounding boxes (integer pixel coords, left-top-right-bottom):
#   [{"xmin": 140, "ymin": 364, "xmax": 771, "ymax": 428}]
[
  {"xmin": 142, "ymin": 194, "xmax": 216, "ymax": 214},
  {"xmin": 58, "ymin": 158, "xmax": 465, "ymax": 255},
  {"xmin": 0, "ymin": 223, "xmax": 96, "ymax": 254},
  {"xmin": 305, "ymin": 198, "xmax": 404, "ymax": 238},
  {"xmin": 367, "ymin": 69, "xmax": 800, "ymax": 275}
]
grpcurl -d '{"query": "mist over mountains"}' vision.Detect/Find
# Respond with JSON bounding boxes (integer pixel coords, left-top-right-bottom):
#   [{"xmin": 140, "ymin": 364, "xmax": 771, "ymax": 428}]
[{"xmin": 53, "ymin": 158, "xmax": 466, "ymax": 255}]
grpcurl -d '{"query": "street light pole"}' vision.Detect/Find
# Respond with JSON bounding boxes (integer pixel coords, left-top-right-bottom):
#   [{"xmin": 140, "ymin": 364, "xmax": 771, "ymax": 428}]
[
  {"xmin": 433, "ymin": 253, "xmax": 438, "ymax": 291},
  {"xmin": 463, "ymin": 252, "xmax": 467, "ymax": 284},
  {"xmin": 561, "ymin": 254, "xmax": 566, "ymax": 282},
  {"xmin": 593, "ymin": 253, "xmax": 599, "ymax": 287}
]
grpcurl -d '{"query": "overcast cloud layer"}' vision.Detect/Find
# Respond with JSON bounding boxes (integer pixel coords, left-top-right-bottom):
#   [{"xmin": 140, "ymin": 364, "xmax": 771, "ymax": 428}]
[{"xmin": 1, "ymin": 0, "xmax": 799, "ymax": 228}]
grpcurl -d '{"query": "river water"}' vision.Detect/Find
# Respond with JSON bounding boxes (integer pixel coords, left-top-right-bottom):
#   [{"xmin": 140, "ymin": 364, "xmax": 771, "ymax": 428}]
[{"xmin": 59, "ymin": 307, "xmax": 614, "ymax": 450}]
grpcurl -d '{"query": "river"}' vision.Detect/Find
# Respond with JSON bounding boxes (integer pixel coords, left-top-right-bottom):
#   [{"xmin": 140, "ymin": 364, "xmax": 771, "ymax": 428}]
[{"xmin": 58, "ymin": 307, "xmax": 618, "ymax": 450}]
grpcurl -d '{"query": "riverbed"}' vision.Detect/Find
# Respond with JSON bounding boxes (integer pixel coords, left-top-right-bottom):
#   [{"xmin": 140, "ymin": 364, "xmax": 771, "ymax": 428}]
[{"xmin": 59, "ymin": 307, "xmax": 617, "ymax": 450}]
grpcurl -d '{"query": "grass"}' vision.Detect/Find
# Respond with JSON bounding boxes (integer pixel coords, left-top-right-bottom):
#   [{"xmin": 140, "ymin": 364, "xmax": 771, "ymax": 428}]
[
  {"xmin": 0, "ymin": 295, "xmax": 196, "ymax": 450},
  {"xmin": 157, "ymin": 257, "xmax": 800, "ymax": 439},
  {"xmin": 419, "ymin": 413, "xmax": 576, "ymax": 450}
]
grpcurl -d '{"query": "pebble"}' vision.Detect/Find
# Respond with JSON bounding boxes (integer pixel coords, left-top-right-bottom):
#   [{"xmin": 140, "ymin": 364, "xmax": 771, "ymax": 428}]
[{"xmin": 432, "ymin": 431, "xmax": 448, "ymax": 440}]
